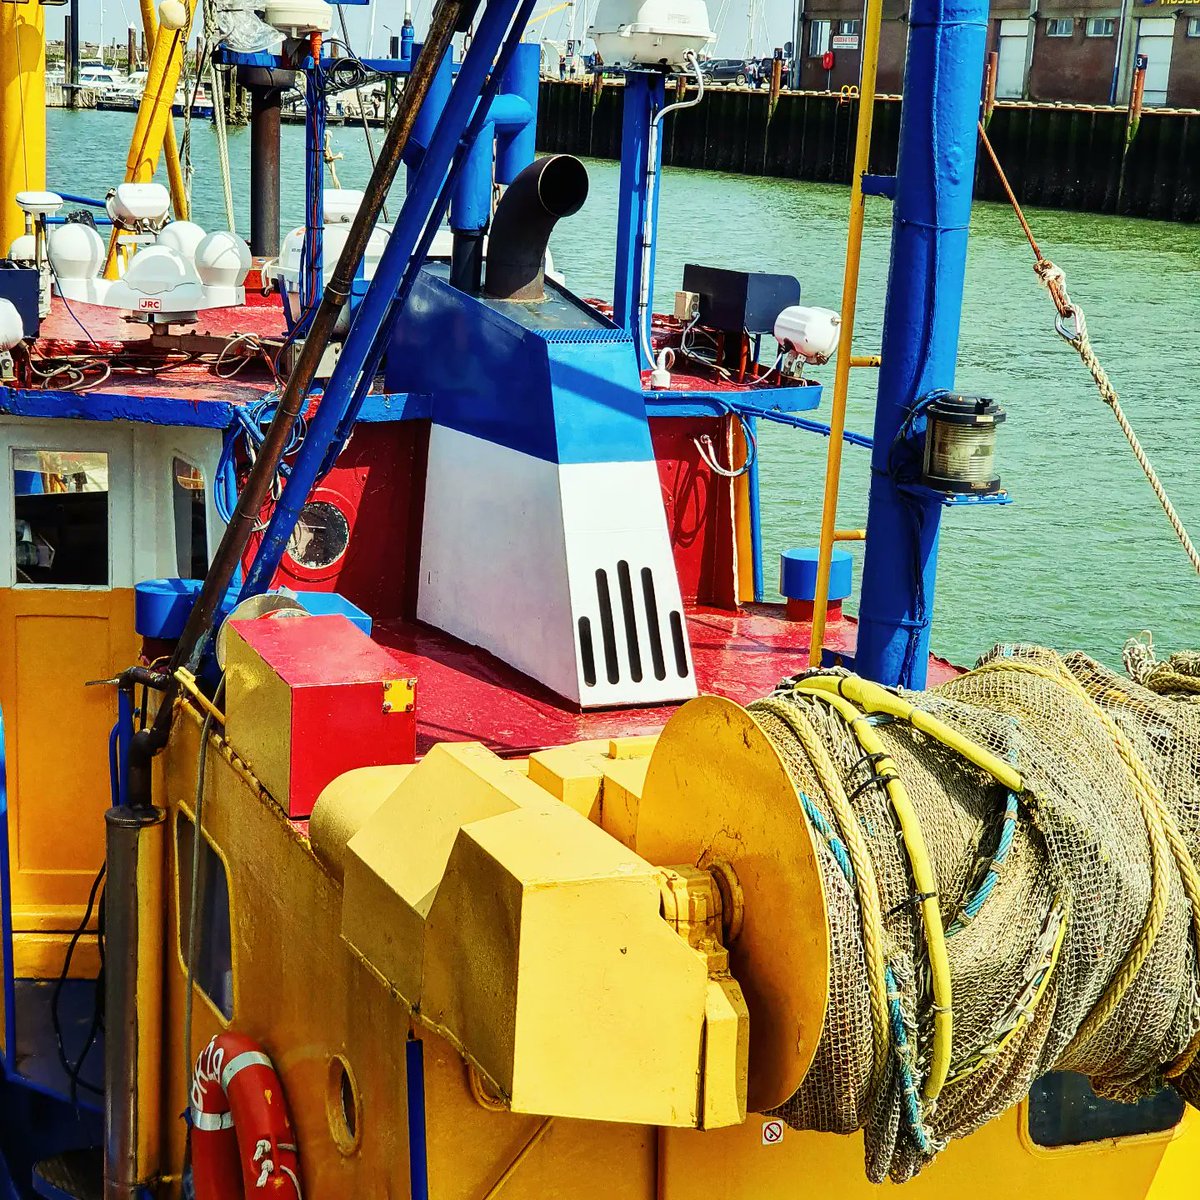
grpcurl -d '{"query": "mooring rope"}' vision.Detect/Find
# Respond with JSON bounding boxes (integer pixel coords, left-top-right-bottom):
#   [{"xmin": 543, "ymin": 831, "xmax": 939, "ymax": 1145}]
[{"xmin": 977, "ymin": 122, "xmax": 1200, "ymax": 578}]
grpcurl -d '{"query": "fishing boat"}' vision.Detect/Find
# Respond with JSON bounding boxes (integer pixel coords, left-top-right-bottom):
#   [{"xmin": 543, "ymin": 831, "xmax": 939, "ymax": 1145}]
[
  {"xmin": 94, "ymin": 73, "xmax": 216, "ymax": 119},
  {"xmin": 0, "ymin": 0, "xmax": 1199, "ymax": 1197}
]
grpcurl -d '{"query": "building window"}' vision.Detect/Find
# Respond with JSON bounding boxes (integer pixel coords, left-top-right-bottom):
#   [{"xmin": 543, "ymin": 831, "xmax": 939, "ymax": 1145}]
[
  {"xmin": 172, "ymin": 457, "xmax": 208, "ymax": 579},
  {"xmin": 177, "ymin": 812, "xmax": 235, "ymax": 1020},
  {"xmin": 1085, "ymin": 16, "xmax": 1115, "ymax": 36},
  {"xmin": 1187, "ymin": 15, "xmax": 1200, "ymax": 35},
  {"xmin": 1045, "ymin": 17, "xmax": 1073, "ymax": 36},
  {"xmin": 12, "ymin": 448, "xmax": 109, "ymax": 587},
  {"xmin": 808, "ymin": 18, "xmax": 831, "ymax": 56},
  {"xmin": 1028, "ymin": 1072, "xmax": 1184, "ymax": 1147}
]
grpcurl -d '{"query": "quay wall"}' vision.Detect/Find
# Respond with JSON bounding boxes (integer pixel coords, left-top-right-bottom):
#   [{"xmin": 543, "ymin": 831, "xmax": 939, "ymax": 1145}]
[{"xmin": 536, "ymin": 80, "xmax": 1200, "ymax": 223}]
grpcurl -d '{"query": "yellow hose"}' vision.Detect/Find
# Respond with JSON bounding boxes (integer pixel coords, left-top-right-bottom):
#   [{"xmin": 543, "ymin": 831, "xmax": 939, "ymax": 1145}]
[
  {"xmin": 801, "ymin": 675, "xmax": 1024, "ymax": 794},
  {"xmin": 794, "ymin": 683, "xmax": 954, "ymax": 1102}
]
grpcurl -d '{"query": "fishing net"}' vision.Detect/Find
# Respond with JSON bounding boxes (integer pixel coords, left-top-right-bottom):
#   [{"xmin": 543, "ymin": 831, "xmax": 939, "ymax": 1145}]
[{"xmin": 746, "ymin": 640, "xmax": 1200, "ymax": 1182}]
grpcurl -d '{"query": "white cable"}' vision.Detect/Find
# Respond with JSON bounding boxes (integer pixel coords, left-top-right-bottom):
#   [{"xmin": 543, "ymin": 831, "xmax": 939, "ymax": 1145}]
[{"xmin": 637, "ymin": 51, "xmax": 705, "ymax": 376}]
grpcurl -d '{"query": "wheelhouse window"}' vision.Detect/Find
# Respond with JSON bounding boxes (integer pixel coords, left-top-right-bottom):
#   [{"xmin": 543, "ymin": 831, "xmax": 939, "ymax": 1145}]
[
  {"xmin": 808, "ymin": 19, "xmax": 831, "ymax": 55},
  {"xmin": 12, "ymin": 448, "xmax": 109, "ymax": 586},
  {"xmin": 172, "ymin": 457, "xmax": 209, "ymax": 579},
  {"xmin": 1187, "ymin": 15, "xmax": 1200, "ymax": 36},
  {"xmin": 840, "ymin": 18, "xmax": 861, "ymax": 35},
  {"xmin": 1085, "ymin": 17, "xmax": 1115, "ymax": 37},
  {"xmin": 1046, "ymin": 17, "xmax": 1073, "ymax": 36},
  {"xmin": 177, "ymin": 813, "xmax": 235, "ymax": 1020},
  {"xmin": 1028, "ymin": 1071, "xmax": 1184, "ymax": 1147}
]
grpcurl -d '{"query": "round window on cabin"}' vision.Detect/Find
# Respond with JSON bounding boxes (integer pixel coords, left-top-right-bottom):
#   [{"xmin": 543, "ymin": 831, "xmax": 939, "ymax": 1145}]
[
  {"xmin": 286, "ymin": 500, "xmax": 351, "ymax": 572},
  {"xmin": 326, "ymin": 1054, "xmax": 362, "ymax": 1155}
]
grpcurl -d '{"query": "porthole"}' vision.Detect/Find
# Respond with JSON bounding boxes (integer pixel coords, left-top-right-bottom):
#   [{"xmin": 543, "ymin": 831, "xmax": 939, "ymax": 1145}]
[
  {"xmin": 286, "ymin": 499, "xmax": 350, "ymax": 573},
  {"xmin": 327, "ymin": 1054, "xmax": 361, "ymax": 1155}
]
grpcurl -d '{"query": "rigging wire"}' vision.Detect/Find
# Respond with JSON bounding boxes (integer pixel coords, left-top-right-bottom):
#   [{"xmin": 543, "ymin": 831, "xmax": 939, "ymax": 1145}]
[
  {"xmin": 333, "ymin": 7, "xmax": 391, "ymax": 222},
  {"xmin": 977, "ymin": 121, "xmax": 1200, "ymax": 578}
]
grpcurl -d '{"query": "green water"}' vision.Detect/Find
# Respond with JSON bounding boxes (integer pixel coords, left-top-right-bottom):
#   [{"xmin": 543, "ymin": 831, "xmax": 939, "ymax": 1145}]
[{"xmin": 47, "ymin": 109, "xmax": 1200, "ymax": 669}]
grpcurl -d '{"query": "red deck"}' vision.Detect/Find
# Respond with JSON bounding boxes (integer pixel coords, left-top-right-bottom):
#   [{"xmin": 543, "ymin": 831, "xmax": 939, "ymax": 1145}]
[
  {"xmin": 34, "ymin": 291, "xmax": 788, "ymax": 409},
  {"xmin": 35, "ymin": 289, "xmax": 286, "ymax": 407},
  {"xmin": 373, "ymin": 604, "xmax": 960, "ymax": 757}
]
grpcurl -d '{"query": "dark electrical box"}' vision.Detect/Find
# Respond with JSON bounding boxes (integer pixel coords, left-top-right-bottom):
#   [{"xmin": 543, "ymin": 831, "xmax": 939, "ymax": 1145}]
[
  {"xmin": 682, "ymin": 264, "xmax": 801, "ymax": 334},
  {"xmin": 0, "ymin": 261, "xmax": 39, "ymax": 339}
]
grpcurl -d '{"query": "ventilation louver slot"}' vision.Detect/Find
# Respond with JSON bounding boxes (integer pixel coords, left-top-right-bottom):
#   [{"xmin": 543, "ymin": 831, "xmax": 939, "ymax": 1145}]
[
  {"xmin": 595, "ymin": 568, "xmax": 620, "ymax": 684},
  {"xmin": 580, "ymin": 564, "xmax": 693, "ymax": 691}
]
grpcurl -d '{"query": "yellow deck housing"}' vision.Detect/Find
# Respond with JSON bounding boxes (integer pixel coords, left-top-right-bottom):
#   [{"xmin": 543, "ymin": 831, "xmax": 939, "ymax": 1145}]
[{"xmin": 150, "ymin": 683, "xmax": 1200, "ymax": 1199}]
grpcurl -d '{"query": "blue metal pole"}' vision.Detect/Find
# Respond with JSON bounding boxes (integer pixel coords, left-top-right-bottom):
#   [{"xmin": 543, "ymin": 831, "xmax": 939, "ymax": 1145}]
[
  {"xmin": 405, "ymin": 1037, "xmax": 429, "ymax": 1200},
  {"xmin": 407, "ymin": 48, "xmax": 454, "ymax": 188},
  {"xmin": 116, "ymin": 687, "xmax": 134, "ymax": 807},
  {"xmin": 54, "ymin": 191, "xmax": 106, "ymax": 209},
  {"xmin": 239, "ymin": 0, "xmax": 534, "ymax": 601},
  {"xmin": 451, "ymin": 120, "xmax": 498, "ymax": 234},
  {"xmin": 853, "ymin": 0, "xmax": 988, "ymax": 689},
  {"xmin": 494, "ymin": 41, "xmax": 539, "ymax": 182},
  {"xmin": 451, "ymin": 92, "xmax": 533, "ymax": 232},
  {"xmin": 612, "ymin": 71, "xmax": 664, "ymax": 371}
]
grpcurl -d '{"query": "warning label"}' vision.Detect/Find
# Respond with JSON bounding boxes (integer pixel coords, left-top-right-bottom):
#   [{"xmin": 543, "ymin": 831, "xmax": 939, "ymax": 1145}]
[{"xmin": 761, "ymin": 1119, "xmax": 784, "ymax": 1145}]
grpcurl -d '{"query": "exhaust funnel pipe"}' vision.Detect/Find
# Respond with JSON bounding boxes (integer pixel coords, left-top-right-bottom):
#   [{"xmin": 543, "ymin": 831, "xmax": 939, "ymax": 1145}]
[{"xmin": 484, "ymin": 155, "xmax": 588, "ymax": 301}]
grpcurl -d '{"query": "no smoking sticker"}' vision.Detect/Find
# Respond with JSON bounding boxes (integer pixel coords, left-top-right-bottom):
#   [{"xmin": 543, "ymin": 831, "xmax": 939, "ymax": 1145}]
[{"xmin": 761, "ymin": 1119, "xmax": 784, "ymax": 1145}]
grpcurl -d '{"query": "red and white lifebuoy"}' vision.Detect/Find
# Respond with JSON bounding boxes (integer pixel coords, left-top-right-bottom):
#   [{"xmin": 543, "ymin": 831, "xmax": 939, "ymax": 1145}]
[{"xmin": 190, "ymin": 1031, "xmax": 303, "ymax": 1199}]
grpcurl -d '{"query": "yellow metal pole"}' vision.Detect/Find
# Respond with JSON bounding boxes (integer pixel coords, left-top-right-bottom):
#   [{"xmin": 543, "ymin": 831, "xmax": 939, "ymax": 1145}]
[
  {"xmin": 807, "ymin": 0, "xmax": 886, "ymax": 668},
  {"xmin": 104, "ymin": 0, "xmax": 192, "ymax": 277},
  {"xmin": 0, "ymin": 0, "xmax": 46, "ymax": 255},
  {"xmin": 139, "ymin": 0, "xmax": 190, "ymax": 221}
]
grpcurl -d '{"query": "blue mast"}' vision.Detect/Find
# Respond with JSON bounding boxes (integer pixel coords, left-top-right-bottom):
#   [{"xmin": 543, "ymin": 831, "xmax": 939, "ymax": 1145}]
[{"xmin": 853, "ymin": 0, "xmax": 989, "ymax": 689}]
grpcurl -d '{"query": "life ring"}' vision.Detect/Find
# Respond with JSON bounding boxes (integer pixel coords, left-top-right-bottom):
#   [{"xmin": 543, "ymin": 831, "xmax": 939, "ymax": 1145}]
[{"xmin": 190, "ymin": 1031, "xmax": 303, "ymax": 1199}]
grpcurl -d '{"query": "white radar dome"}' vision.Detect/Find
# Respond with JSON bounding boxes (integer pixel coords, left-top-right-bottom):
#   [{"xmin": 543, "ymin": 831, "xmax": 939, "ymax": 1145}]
[
  {"xmin": 194, "ymin": 231, "xmax": 251, "ymax": 287},
  {"xmin": 0, "ymin": 298, "xmax": 25, "ymax": 350},
  {"xmin": 774, "ymin": 305, "xmax": 841, "ymax": 364},
  {"xmin": 122, "ymin": 244, "xmax": 203, "ymax": 294},
  {"xmin": 48, "ymin": 222, "xmax": 107, "ymax": 281},
  {"xmin": 265, "ymin": 0, "xmax": 333, "ymax": 37},
  {"xmin": 8, "ymin": 234, "xmax": 36, "ymax": 264},
  {"xmin": 589, "ymin": 0, "xmax": 714, "ymax": 68},
  {"xmin": 158, "ymin": 220, "xmax": 208, "ymax": 263}
]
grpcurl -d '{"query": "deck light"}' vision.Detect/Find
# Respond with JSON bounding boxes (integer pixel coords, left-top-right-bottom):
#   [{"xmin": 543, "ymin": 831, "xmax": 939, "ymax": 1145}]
[{"xmin": 921, "ymin": 392, "xmax": 1006, "ymax": 496}]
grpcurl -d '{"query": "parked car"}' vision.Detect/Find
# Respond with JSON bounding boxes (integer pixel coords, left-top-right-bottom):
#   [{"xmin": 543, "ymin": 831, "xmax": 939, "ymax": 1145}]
[{"xmin": 700, "ymin": 58, "xmax": 755, "ymax": 86}]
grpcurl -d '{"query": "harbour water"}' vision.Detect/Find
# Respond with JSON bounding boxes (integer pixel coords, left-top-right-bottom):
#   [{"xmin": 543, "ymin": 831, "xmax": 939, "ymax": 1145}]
[{"xmin": 48, "ymin": 108, "xmax": 1200, "ymax": 670}]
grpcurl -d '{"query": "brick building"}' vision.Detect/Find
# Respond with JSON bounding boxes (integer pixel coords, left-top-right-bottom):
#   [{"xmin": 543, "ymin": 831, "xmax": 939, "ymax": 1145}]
[{"xmin": 791, "ymin": 0, "xmax": 1200, "ymax": 106}]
